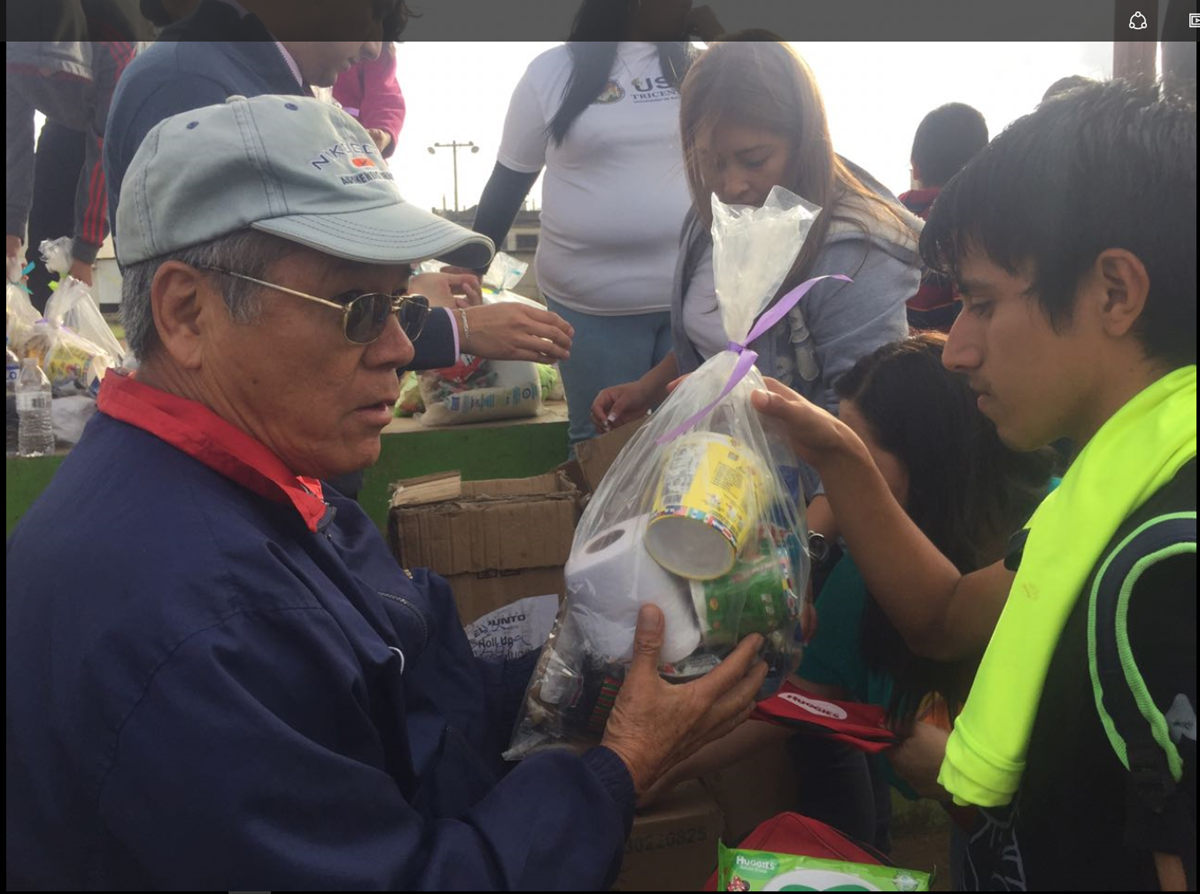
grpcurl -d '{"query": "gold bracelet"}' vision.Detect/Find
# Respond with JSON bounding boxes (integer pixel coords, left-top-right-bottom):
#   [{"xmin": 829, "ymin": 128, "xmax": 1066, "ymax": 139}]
[{"xmin": 457, "ymin": 307, "xmax": 471, "ymax": 350}]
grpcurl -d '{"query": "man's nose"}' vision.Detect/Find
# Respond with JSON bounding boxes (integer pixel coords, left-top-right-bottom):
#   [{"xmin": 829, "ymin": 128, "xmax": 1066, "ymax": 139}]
[{"xmin": 942, "ymin": 313, "xmax": 982, "ymax": 372}]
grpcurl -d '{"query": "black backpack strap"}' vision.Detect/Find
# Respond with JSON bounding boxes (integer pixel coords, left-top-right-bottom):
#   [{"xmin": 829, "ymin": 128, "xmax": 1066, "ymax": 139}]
[{"xmin": 1087, "ymin": 511, "xmax": 1196, "ymax": 887}]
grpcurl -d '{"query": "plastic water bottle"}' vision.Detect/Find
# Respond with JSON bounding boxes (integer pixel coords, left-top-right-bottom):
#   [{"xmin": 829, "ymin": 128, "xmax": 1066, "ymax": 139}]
[
  {"xmin": 5, "ymin": 346, "xmax": 19, "ymax": 455},
  {"xmin": 16, "ymin": 358, "xmax": 54, "ymax": 457}
]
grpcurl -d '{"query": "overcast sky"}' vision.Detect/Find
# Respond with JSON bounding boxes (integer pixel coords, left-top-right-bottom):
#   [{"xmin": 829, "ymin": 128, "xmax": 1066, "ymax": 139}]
[{"xmin": 390, "ymin": 41, "xmax": 1113, "ymax": 214}]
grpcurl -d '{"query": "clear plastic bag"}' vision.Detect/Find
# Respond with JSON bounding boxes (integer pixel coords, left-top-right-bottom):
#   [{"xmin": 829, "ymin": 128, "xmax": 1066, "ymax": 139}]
[
  {"xmin": 7, "ymin": 283, "xmax": 42, "ymax": 353},
  {"xmin": 44, "ymin": 276, "xmax": 125, "ymax": 367},
  {"xmin": 506, "ymin": 188, "xmax": 829, "ymax": 759},
  {"xmin": 21, "ymin": 319, "xmax": 111, "ymax": 397},
  {"xmin": 38, "ymin": 236, "xmax": 74, "ymax": 279}
]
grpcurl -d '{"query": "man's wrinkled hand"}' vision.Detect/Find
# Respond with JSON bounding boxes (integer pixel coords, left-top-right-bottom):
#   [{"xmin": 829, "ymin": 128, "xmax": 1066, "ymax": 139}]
[{"xmin": 601, "ymin": 605, "xmax": 768, "ymax": 797}]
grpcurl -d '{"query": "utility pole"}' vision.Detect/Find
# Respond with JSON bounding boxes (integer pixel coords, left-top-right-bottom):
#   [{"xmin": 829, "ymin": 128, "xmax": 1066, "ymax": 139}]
[{"xmin": 427, "ymin": 140, "xmax": 479, "ymax": 212}]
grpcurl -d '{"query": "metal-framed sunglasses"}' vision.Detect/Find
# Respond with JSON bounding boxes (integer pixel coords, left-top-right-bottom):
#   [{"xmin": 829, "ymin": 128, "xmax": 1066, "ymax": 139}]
[{"xmin": 199, "ymin": 266, "xmax": 430, "ymax": 345}]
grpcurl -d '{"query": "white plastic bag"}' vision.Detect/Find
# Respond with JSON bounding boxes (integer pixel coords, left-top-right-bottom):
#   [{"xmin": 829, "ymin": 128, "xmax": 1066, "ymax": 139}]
[
  {"xmin": 44, "ymin": 277, "xmax": 125, "ymax": 367},
  {"xmin": 416, "ymin": 290, "xmax": 543, "ymax": 427},
  {"xmin": 6, "ymin": 283, "xmax": 41, "ymax": 353},
  {"xmin": 507, "ymin": 188, "xmax": 829, "ymax": 759}
]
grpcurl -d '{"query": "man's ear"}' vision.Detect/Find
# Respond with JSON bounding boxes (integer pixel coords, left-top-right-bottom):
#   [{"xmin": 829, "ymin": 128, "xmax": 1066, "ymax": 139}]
[
  {"xmin": 150, "ymin": 262, "xmax": 219, "ymax": 371},
  {"xmin": 1094, "ymin": 248, "xmax": 1150, "ymax": 338}
]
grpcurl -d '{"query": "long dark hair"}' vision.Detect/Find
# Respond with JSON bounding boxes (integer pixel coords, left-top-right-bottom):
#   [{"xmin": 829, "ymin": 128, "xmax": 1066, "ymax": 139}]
[
  {"xmin": 548, "ymin": 0, "xmax": 695, "ymax": 146},
  {"xmin": 835, "ymin": 334, "xmax": 1055, "ymax": 730}
]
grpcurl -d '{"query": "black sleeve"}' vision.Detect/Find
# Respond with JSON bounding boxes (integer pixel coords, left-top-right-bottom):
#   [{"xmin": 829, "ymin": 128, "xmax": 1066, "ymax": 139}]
[
  {"xmin": 403, "ymin": 306, "xmax": 457, "ymax": 371},
  {"xmin": 1123, "ymin": 551, "xmax": 1196, "ymax": 869},
  {"xmin": 470, "ymin": 162, "xmax": 539, "ymax": 273}
]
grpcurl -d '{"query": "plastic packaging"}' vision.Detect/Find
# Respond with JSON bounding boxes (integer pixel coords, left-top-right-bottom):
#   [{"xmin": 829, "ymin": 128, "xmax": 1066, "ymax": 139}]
[
  {"xmin": 43, "ymin": 276, "xmax": 125, "ymax": 367},
  {"xmin": 6, "ymin": 345, "xmax": 20, "ymax": 455},
  {"xmin": 718, "ymin": 842, "xmax": 932, "ymax": 891},
  {"xmin": 417, "ymin": 291, "xmax": 543, "ymax": 427},
  {"xmin": 6, "ymin": 283, "xmax": 41, "ymax": 354},
  {"xmin": 506, "ymin": 187, "xmax": 824, "ymax": 759},
  {"xmin": 21, "ymin": 320, "xmax": 110, "ymax": 397},
  {"xmin": 16, "ymin": 358, "xmax": 54, "ymax": 457}
]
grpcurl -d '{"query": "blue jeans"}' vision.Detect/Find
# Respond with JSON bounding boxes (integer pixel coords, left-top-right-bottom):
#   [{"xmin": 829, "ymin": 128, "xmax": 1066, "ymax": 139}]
[{"xmin": 544, "ymin": 298, "xmax": 673, "ymax": 446}]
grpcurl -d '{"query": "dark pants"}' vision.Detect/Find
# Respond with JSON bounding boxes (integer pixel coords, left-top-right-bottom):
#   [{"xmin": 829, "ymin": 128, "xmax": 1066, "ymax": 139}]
[
  {"xmin": 788, "ymin": 736, "xmax": 893, "ymax": 853},
  {"xmin": 27, "ymin": 121, "xmax": 86, "ymax": 313}
]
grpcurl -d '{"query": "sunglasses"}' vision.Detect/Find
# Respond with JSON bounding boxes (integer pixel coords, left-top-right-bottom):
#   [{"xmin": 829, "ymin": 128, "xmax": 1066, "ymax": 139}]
[{"xmin": 200, "ymin": 266, "xmax": 430, "ymax": 345}]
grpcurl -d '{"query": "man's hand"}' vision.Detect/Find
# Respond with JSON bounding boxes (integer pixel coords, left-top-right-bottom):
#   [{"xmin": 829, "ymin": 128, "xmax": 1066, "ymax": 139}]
[
  {"xmin": 461, "ymin": 301, "xmax": 573, "ymax": 362},
  {"xmin": 591, "ymin": 378, "xmax": 657, "ymax": 432},
  {"xmin": 409, "ymin": 271, "xmax": 482, "ymax": 309},
  {"xmin": 601, "ymin": 605, "xmax": 768, "ymax": 797},
  {"xmin": 68, "ymin": 258, "xmax": 94, "ymax": 288},
  {"xmin": 366, "ymin": 127, "xmax": 393, "ymax": 155}
]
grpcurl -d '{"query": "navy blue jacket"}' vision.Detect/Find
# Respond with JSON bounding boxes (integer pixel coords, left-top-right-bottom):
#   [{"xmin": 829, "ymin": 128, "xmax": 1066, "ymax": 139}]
[
  {"xmin": 6, "ymin": 410, "xmax": 633, "ymax": 889},
  {"xmin": 103, "ymin": 7, "xmax": 457, "ymax": 369}
]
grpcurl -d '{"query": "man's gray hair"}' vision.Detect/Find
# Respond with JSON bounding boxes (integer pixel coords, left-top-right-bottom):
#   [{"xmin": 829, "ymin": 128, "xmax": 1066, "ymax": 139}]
[{"xmin": 120, "ymin": 229, "xmax": 290, "ymax": 362}]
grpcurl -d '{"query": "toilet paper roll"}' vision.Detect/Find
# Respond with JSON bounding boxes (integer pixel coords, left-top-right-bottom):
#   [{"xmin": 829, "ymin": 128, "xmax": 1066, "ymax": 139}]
[{"xmin": 565, "ymin": 514, "xmax": 702, "ymax": 664}]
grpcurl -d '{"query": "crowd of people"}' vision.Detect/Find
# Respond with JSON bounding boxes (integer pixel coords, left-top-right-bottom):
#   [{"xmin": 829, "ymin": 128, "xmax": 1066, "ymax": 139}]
[{"xmin": 6, "ymin": 0, "xmax": 1196, "ymax": 890}]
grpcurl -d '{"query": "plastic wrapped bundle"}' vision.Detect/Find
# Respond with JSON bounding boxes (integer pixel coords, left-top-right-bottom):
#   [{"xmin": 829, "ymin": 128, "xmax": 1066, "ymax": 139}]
[{"xmin": 507, "ymin": 187, "xmax": 850, "ymax": 759}]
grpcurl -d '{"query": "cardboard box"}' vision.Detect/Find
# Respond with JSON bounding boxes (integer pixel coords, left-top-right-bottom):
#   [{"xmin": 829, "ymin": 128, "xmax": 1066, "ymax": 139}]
[
  {"xmin": 612, "ymin": 781, "xmax": 724, "ymax": 892},
  {"xmin": 559, "ymin": 415, "xmax": 648, "ymax": 497},
  {"xmin": 388, "ymin": 470, "xmax": 581, "ymax": 624},
  {"xmin": 701, "ymin": 740, "xmax": 799, "ymax": 845}
]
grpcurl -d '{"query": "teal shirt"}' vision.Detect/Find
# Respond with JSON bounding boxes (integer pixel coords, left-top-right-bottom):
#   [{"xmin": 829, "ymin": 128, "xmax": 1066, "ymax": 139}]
[
  {"xmin": 799, "ymin": 555, "xmax": 916, "ymax": 797},
  {"xmin": 800, "ymin": 555, "xmax": 894, "ymax": 708}
]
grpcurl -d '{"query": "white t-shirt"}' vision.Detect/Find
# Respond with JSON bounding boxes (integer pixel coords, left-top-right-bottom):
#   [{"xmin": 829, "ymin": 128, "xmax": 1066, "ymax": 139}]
[
  {"xmin": 497, "ymin": 42, "xmax": 691, "ymax": 316},
  {"xmin": 681, "ymin": 245, "xmax": 728, "ymax": 359}
]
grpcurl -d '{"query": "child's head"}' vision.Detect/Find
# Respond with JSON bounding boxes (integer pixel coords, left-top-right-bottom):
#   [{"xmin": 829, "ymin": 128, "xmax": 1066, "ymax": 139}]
[
  {"xmin": 910, "ymin": 102, "xmax": 989, "ymax": 188},
  {"xmin": 835, "ymin": 333, "xmax": 1052, "ymax": 573},
  {"xmin": 922, "ymin": 81, "xmax": 1196, "ymax": 450}
]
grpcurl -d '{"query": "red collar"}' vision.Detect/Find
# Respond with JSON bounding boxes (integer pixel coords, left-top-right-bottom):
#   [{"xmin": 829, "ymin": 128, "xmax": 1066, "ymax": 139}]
[{"xmin": 97, "ymin": 370, "xmax": 328, "ymax": 532}]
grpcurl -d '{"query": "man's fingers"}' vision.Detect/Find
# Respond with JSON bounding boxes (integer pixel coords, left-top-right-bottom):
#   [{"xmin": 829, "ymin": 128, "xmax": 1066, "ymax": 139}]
[
  {"xmin": 692, "ymin": 633, "xmax": 763, "ymax": 699},
  {"xmin": 627, "ymin": 604, "xmax": 665, "ymax": 679}
]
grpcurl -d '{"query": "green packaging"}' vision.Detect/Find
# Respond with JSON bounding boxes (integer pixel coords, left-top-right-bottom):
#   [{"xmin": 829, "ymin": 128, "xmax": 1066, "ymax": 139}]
[
  {"xmin": 691, "ymin": 539, "xmax": 797, "ymax": 646},
  {"xmin": 717, "ymin": 842, "xmax": 932, "ymax": 891}
]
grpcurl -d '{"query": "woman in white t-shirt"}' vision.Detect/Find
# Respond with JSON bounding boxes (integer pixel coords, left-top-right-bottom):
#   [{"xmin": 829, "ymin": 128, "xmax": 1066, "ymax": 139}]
[{"xmin": 472, "ymin": 0, "xmax": 704, "ymax": 445}]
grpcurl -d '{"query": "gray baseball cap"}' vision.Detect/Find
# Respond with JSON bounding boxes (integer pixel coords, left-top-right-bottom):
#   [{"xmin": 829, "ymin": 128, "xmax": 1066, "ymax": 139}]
[{"xmin": 116, "ymin": 94, "xmax": 495, "ymax": 270}]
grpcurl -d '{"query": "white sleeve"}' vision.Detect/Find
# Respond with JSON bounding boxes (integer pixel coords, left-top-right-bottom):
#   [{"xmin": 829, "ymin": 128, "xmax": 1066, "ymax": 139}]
[{"xmin": 496, "ymin": 65, "xmax": 551, "ymax": 175}]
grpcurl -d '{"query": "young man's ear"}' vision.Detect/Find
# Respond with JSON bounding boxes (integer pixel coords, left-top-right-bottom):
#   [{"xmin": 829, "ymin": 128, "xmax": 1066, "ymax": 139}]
[{"xmin": 1094, "ymin": 248, "xmax": 1150, "ymax": 338}]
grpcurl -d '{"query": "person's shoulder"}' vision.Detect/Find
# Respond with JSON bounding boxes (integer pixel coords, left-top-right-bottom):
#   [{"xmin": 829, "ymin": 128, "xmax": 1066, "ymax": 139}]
[{"xmin": 522, "ymin": 43, "xmax": 573, "ymax": 80}]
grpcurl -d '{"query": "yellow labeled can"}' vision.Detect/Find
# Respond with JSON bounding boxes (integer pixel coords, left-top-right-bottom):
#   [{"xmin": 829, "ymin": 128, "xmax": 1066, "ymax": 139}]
[{"xmin": 645, "ymin": 432, "xmax": 765, "ymax": 580}]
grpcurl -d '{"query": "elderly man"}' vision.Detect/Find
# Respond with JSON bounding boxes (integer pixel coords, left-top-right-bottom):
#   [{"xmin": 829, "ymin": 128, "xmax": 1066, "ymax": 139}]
[{"xmin": 5, "ymin": 96, "xmax": 767, "ymax": 890}]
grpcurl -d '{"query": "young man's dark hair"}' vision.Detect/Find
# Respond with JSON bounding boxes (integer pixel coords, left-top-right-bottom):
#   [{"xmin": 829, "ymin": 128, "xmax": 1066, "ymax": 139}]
[
  {"xmin": 1042, "ymin": 74, "xmax": 1096, "ymax": 103},
  {"xmin": 922, "ymin": 80, "xmax": 1198, "ymax": 369},
  {"xmin": 910, "ymin": 102, "xmax": 988, "ymax": 188}
]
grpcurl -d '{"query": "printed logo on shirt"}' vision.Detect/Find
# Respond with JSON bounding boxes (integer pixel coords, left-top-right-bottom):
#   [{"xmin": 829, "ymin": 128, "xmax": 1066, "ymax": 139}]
[
  {"xmin": 593, "ymin": 79, "xmax": 626, "ymax": 104},
  {"xmin": 631, "ymin": 75, "xmax": 680, "ymax": 103},
  {"xmin": 351, "ymin": 156, "xmax": 376, "ymax": 168}
]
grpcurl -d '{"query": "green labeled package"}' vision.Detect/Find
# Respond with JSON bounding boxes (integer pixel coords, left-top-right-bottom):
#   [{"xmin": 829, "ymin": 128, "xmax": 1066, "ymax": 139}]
[{"xmin": 717, "ymin": 842, "xmax": 932, "ymax": 891}]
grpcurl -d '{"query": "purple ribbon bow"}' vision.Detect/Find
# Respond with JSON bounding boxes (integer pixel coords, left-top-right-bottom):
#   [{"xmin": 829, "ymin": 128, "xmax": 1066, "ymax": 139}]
[{"xmin": 656, "ymin": 274, "xmax": 852, "ymax": 446}]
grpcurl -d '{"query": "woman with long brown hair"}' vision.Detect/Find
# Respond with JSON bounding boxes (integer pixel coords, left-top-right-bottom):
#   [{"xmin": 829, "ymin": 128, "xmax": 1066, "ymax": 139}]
[{"xmin": 594, "ymin": 39, "xmax": 922, "ymax": 524}]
